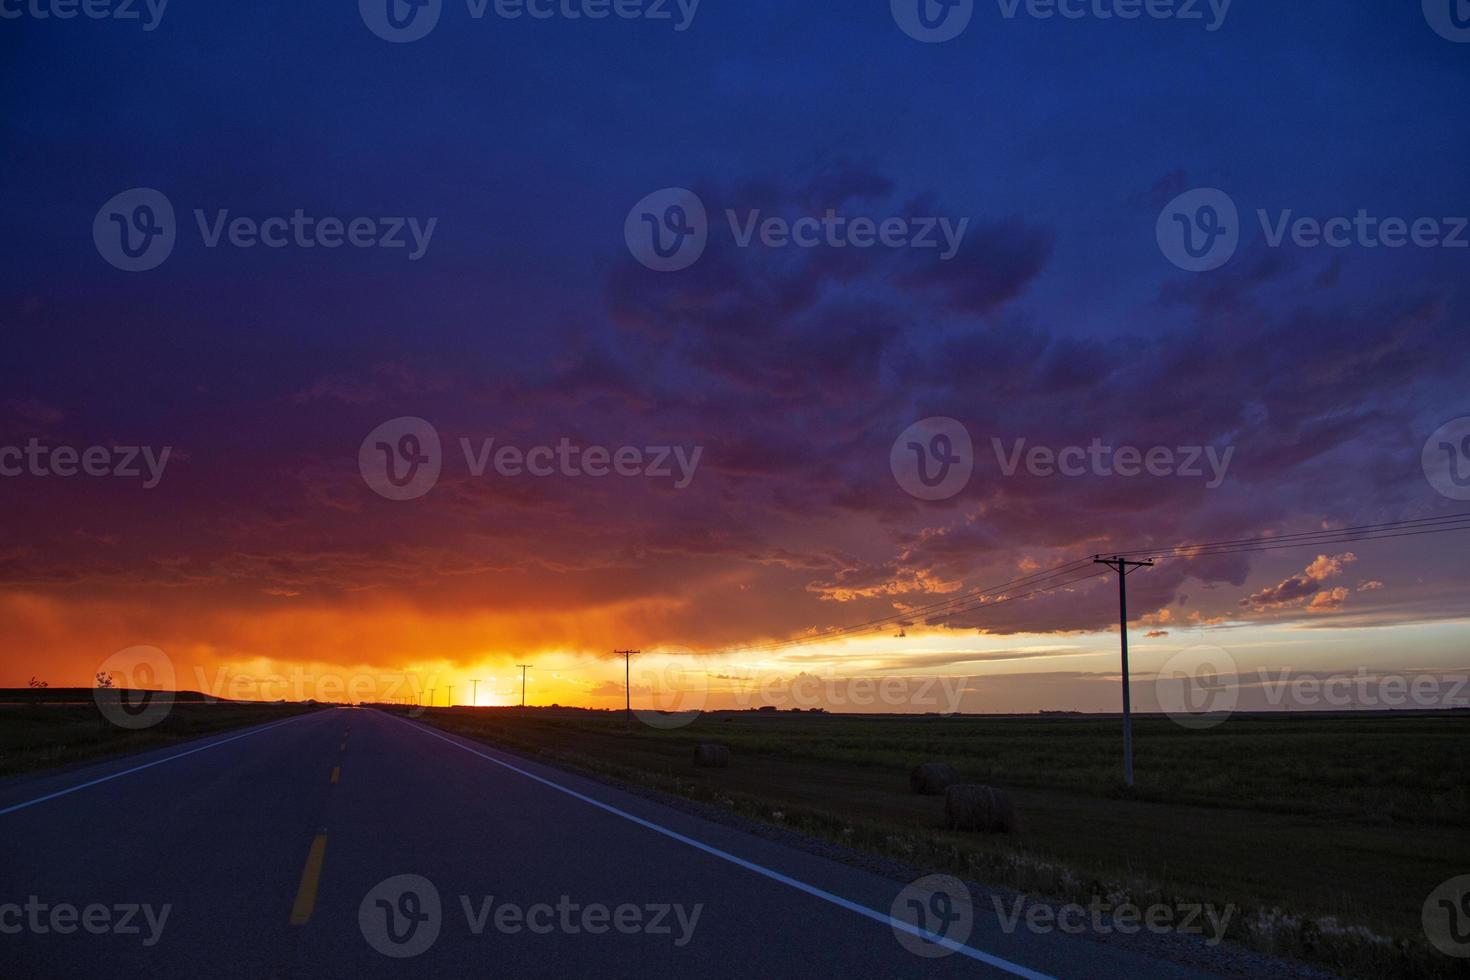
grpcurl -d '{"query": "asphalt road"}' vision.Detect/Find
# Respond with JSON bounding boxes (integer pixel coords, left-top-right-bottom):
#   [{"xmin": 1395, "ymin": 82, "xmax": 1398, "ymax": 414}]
[{"xmin": 0, "ymin": 707, "xmax": 1230, "ymax": 979}]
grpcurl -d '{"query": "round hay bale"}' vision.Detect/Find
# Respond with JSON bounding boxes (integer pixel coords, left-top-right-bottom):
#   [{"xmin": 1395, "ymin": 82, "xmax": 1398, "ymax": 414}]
[
  {"xmin": 909, "ymin": 762, "xmax": 957, "ymax": 795},
  {"xmin": 944, "ymin": 784, "xmax": 1016, "ymax": 834},
  {"xmin": 692, "ymin": 741, "xmax": 730, "ymax": 768}
]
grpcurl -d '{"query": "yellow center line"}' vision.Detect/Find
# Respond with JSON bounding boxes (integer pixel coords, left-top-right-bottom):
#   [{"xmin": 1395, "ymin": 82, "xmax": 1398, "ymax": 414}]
[
  {"xmin": 288, "ymin": 833, "xmax": 328, "ymax": 925},
  {"xmin": 330, "ymin": 766, "xmax": 340, "ymax": 784}
]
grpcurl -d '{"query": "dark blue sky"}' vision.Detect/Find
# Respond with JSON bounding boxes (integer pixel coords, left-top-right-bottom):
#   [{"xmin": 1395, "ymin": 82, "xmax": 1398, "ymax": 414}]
[{"xmin": 1, "ymin": 1, "xmax": 1468, "ymax": 695}]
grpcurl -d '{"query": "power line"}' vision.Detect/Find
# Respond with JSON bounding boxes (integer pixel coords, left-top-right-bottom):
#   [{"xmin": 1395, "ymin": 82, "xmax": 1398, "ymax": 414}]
[
  {"xmin": 712, "ymin": 512, "xmax": 1470, "ymax": 657},
  {"xmin": 1138, "ymin": 525, "xmax": 1470, "ymax": 562},
  {"xmin": 1094, "ymin": 556, "xmax": 1153, "ymax": 787},
  {"xmin": 1114, "ymin": 512, "xmax": 1470, "ymax": 560},
  {"xmin": 432, "ymin": 515, "xmax": 1470, "ymax": 711},
  {"xmin": 614, "ymin": 650, "xmax": 638, "ymax": 730}
]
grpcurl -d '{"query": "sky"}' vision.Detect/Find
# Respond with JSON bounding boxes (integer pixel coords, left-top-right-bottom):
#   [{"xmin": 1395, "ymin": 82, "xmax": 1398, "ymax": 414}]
[{"xmin": 1, "ymin": 1, "xmax": 1468, "ymax": 712}]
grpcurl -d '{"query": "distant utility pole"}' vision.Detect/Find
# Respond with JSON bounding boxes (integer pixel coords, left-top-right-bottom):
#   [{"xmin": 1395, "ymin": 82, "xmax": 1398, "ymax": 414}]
[
  {"xmin": 615, "ymin": 650, "xmax": 639, "ymax": 730},
  {"xmin": 1094, "ymin": 555, "xmax": 1155, "ymax": 787},
  {"xmin": 470, "ymin": 679, "xmax": 481, "ymax": 707},
  {"xmin": 446, "ymin": 685, "xmax": 454, "ymax": 707},
  {"xmin": 516, "ymin": 665, "xmax": 533, "ymax": 708},
  {"xmin": 428, "ymin": 688, "xmax": 435, "ymax": 708}
]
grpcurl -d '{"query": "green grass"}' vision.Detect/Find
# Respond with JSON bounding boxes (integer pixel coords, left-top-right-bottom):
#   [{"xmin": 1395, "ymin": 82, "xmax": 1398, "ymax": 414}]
[{"xmin": 404, "ymin": 706, "xmax": 1470, "ymax": 980}]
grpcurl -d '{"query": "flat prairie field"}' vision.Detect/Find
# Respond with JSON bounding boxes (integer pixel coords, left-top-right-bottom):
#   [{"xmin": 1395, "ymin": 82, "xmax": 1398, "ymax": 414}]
[
  {"xmin": 0, "ymin": 695, "xmax": 322, "ymax": 778},
  {"xmin": 411, "ymin": 706, "xmax": 1470, "ymax": 979}
]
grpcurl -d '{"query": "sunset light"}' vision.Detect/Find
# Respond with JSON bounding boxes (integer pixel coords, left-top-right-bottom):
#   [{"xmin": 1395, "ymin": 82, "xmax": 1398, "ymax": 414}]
[{"xmin": 4, "ymin": 2, "xmax": 1469, "ymax": 978}]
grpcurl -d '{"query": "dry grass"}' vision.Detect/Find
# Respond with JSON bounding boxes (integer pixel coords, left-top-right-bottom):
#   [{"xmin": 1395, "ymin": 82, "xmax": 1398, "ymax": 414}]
[
  {"xmin": 403, "ymin": 705, "xmax": 1470, "ymax": 979},
  {"xmin": 0, "ymin": 698, "xmax": 322, "ymax": 777}
]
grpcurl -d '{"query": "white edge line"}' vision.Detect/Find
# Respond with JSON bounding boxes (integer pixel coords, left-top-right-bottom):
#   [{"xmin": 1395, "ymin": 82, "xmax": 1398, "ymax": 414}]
[
  {"xmin": 0, "ymin": 711, "xmax": 318, "ymax": 817},
  {"xmin": 392, "ymin": 712, "xmax": 1055, "ymax": 980}
]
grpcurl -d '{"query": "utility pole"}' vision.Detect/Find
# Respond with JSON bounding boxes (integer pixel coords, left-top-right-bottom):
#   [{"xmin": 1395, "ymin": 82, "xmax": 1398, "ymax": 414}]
[
  {"xmin": 470, "ymin": 679, "xmax": 481, "ymax": 707},
  {"xmin": 615, "ymin": 650, "xmax": 638, "ymax": 730},
  {"xmin": 446, "ymin": 684, "xmax": 454, "ymax": 707},
  {"xmin": 428, "ymin": 688, "xmax": 435, "ymax": 709},
  {"xmin": 516, "ymin": 665, "xmax": 532, "ymax": 708},
  {"xmin": 1094, "ymin": 556, "xmax": 1154, "ymax": 787}
]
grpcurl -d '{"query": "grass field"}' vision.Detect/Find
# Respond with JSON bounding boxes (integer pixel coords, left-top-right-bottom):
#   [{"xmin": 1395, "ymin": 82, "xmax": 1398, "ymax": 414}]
[
  {"xmin": 0, "ymin": 692, "xmax": 322, "ymax": 778},
  {"xmin": 406, "ymin": 706, "xmax": 1470, "ymax": 980}
]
